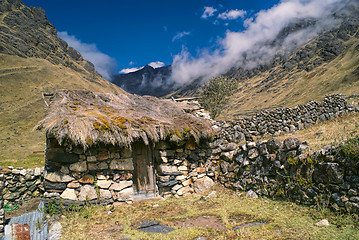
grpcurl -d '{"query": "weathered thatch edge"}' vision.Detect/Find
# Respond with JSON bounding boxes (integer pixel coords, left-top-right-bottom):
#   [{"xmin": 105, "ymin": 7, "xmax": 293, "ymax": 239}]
[{"xmin": 36, "ymin": 90, "xmax": 214, "ymax": 149}]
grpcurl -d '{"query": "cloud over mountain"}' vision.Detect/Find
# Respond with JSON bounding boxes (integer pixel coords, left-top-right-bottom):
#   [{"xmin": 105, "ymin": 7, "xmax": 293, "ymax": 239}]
[
  {"xmin": 170, "ymin": 0, "xmax": 354, "ymax": 86},
  {"xmin": 58, "ymin": 31, "xmax": 117, "ymax": 80},
  {"xmin": 119, "ymin": 61, "xmax": 165, "ymax": 74}
]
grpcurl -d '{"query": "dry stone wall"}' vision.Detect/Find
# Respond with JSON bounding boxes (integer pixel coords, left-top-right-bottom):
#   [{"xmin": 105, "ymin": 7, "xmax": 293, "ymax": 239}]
[
  {"xmin": 216, "ymin": 94, "xmax": 358, "ymax": 142},
  {"xmin": 0, "ymin": 166, "xmax": 44, "ymax": 206},
  {"xmin": 210, "ymin": 136, "xmax": 359, "ymax": 213}
]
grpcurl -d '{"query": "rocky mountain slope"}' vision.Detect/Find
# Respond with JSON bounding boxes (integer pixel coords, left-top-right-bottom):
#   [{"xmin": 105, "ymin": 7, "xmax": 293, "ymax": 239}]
[
  {"xmin": 221, "ymin": 15, "xmax": 359, "ymax": 118},
  {"xmin": 169, "ymin": 6, "xmax": 359, "ymax": 119},
  {"xmin": 112, "ymin": 65, "xmax": 173, "ymax": 97},
  {"xmin": 0, "ymin": 0, "xmax": 125, "ymax": 166}
]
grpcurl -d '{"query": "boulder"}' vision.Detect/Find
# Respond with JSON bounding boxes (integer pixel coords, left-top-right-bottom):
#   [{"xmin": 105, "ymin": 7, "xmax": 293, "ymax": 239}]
[
  {"xmin": 158, "ymin": 164, "xmax": 178, "ymax": 174},
  {"xmin": 69, "ymin": 161, "xmax": 87, "ymax": 172},
  {"xmin": 78, "ymin": 185, "xmax": 97, "ymax": 201},
  {"xmin": 283, "ymin": 137, "xmax": 302, "ymax": 151},
  {"xmin": 267, "ymin": 138, "xmax": 283, "ymax": 153},
  {"xmin": 248, "ymin": 148, "xmax": 259, "ymax": 160},
  {"xmin": 67, "ymin": 182, "xmax": 80, "ymax": 188},
  {"xmin": 109, "ymin": 158, "xmax": 134, "ymax": 171},
  {"xmin": 110, "ymin": 181, "xmax": 133, "ymax": 191},
  {"xmin": 193, "ymin": 176, "xmax": 214, "ymax": 193},
  {"xmin": 220, "ymin": 161, "xmax": 230, "ymax": 173},
  {"xmin": 44, "ymin": 171, "xmax": 74, "ymax": 183},
  {"xmin": 60, "ymin": 188, "xmax": 78, "ymax": 201},
  {"xmin": 78, "ymin": 175, "xmax": 94, "ymax": 184},
  {"xmin": 315, "ymin": 219, "xmax": 329, "ymax": 227},
  {"xmin": 246, "ymin": 190, "xmax": 258, "ymax": 198},
  {"xmin": 97, "ymin": 180, "xmax": 112, "ymax": 189},
  {"xmin": 117, "ymin": 187, "xmax": 134, "ymax": 200},
  {"xmin": 313, "ymin": 162, "xmax": 344, "ymax": 184},
  {"xmin": 99, "ymin": 189, "xmax": 112, "ymax": 199},
  {"xmin": 221, "ymin": 150, "xmax": 236, "ymax": 161}
]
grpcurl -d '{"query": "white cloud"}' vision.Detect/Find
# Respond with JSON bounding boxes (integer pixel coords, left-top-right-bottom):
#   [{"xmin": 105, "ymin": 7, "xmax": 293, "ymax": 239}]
[
  {"xmin": 172, "ymin": 31, "xmax": 191, "ymax": 42},
  {"xmin": 201, "ymin": 6, "xmax": 217, "ymax": 19},
  {"xmin": 148, "ymin": 61, "xmax": 165, "ymax": 68},
  {"xmin": 119, "ymin": 61, "xmax": 165, "ymax": 74},
  {"xmin": 58, "ymin": 31, "xmax": 116, "ymax": 80},
  {"xmin": 119, "ymin": 67, "xmax": 143, "ymax": 74},
  {"xmin": 218, "ymin": 9, "xmax": 247, "ymax": 20},
  {"xmin": 170, "ymin": 0, "xmax": 353, "ymax": 87}
]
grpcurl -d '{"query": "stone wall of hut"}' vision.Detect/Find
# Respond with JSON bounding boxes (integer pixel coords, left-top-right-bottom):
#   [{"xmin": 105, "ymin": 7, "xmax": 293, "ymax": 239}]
[
  {"xmin": 43, "ymin": 138, "xmax": 137, "ymax": 206},
  {"xmin": 154, "ymin": 139, "xmax": 216, "ymax": 198},
  {"xmin": 42, "ymin": 137, "xmax": 217, "ymax": 207}
]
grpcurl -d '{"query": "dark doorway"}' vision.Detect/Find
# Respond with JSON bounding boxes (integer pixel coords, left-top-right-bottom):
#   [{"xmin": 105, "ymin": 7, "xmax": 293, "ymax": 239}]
[{"xmin": 132, "ymin": 141, "xmax": 157, "ymax": 199}]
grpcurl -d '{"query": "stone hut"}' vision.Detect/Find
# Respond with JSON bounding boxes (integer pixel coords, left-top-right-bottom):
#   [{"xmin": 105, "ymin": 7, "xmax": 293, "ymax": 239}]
[{"xmin": 37, "ymin": 90, "xmax": 214, "ymax": 205}]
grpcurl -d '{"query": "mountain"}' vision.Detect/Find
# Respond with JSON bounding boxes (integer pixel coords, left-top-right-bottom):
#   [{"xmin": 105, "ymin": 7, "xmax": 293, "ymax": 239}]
[
  {"xmin": 112, "ymin": 65, "xmax": 173, "ymax": 97},
  {"xmin": 169, "ymin": 6, "xmax": 359, "ymax": 119},
  {"xmin": 0, "ymin": 0, "xmax": 125, "ymax": 167}
]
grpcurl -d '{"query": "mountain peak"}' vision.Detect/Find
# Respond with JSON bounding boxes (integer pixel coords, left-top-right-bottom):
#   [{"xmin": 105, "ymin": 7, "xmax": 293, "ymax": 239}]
[{"xmin": 143, "ymin": 65, "xmax": 154, "ymax": 70}]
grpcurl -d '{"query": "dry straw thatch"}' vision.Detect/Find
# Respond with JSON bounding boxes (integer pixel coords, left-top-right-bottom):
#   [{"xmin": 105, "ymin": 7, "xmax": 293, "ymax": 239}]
[{"xmin": 36, "ymin": 90, "xmax": 213, "ymax": 149}]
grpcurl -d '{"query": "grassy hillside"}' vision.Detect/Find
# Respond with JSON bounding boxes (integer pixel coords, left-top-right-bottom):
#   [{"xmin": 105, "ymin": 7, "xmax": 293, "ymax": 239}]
[
  {"xmin": 218, "ymin": 36, "xmax": 359, "ymax": 119},
  {"xmin": 0, "ymin": 54, "xmax": 125, "ymax": 168}
]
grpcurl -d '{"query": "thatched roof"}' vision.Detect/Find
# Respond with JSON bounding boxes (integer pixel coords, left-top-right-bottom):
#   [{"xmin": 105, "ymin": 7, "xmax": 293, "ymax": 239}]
[{"xmin": 37, "ymin": 90, "xmax": 213, "ymax": 149}]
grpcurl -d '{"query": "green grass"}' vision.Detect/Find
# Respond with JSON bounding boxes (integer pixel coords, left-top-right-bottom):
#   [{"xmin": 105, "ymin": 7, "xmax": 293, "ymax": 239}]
[
  {"xmin": 59, "ymin": 185, "xmax": 359, "ymax": 240},
  {"xmin": 1, "ymin": 152, "xmax": 45, "ymax": 169},
  {"xmin": 337, "ymin": 135, "xmax": 359, "ymax": 165}
]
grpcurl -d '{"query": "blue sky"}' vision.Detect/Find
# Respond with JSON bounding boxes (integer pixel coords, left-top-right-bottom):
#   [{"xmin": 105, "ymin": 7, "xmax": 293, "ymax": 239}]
[
  {"xmin": 21, "ymin": 0, "xmax": 347, "ymax": 84},
  {"xmin": 22, "ymin": 0, "xmax": 280, "ymax": 76}
]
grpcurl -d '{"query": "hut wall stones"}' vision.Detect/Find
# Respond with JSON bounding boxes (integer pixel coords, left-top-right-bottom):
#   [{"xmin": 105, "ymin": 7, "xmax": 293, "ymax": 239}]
[
  {"xmin": 44, "ymin": 138, "xmax": 137, "ymax": 205},
  {"xmin": 43, "ymin": 137, "xmax": 216, "ymax": 205},
  {"xmin": 154, "ymin": 140, "xmax": 215, "ymax": 198}
]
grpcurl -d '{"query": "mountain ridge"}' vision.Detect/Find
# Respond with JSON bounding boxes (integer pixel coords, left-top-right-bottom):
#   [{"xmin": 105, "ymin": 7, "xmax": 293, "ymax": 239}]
[{"xmin": 112, "ymin": 64, "xmax": 173, "ymax": 97}]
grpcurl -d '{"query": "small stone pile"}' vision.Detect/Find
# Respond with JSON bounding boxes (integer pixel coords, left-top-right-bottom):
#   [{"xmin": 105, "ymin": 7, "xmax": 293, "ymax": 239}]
[
  {"xmin": 215, "ymin": 94, "xmax": 358, "ymax": 142},
  {"xmin": 0, "ymin": 167, "xmax": 44, "ymax": 207},
  {"xmin": 0, "ymin": 172, "xmax": 5, "ymax": 234},
  {"xmin": 213, "ymin": 137, "xmax": 359, "ymax": 213}
]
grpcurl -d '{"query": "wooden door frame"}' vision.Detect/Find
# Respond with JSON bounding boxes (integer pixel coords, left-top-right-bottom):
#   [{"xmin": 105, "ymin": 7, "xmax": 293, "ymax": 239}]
[{"xmin": 132, "ymin": 141, "xmax": 157, "ymax": 196}]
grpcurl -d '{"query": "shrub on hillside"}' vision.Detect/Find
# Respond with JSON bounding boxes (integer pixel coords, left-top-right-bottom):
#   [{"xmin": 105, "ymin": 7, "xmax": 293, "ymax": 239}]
[
  {"xmin": 199, "ymin": 76, "xmax": 238, "ymax": 118},
  {"xmin": 337, "ymin": 135, "xmax": 359, "ymax": 165}
]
